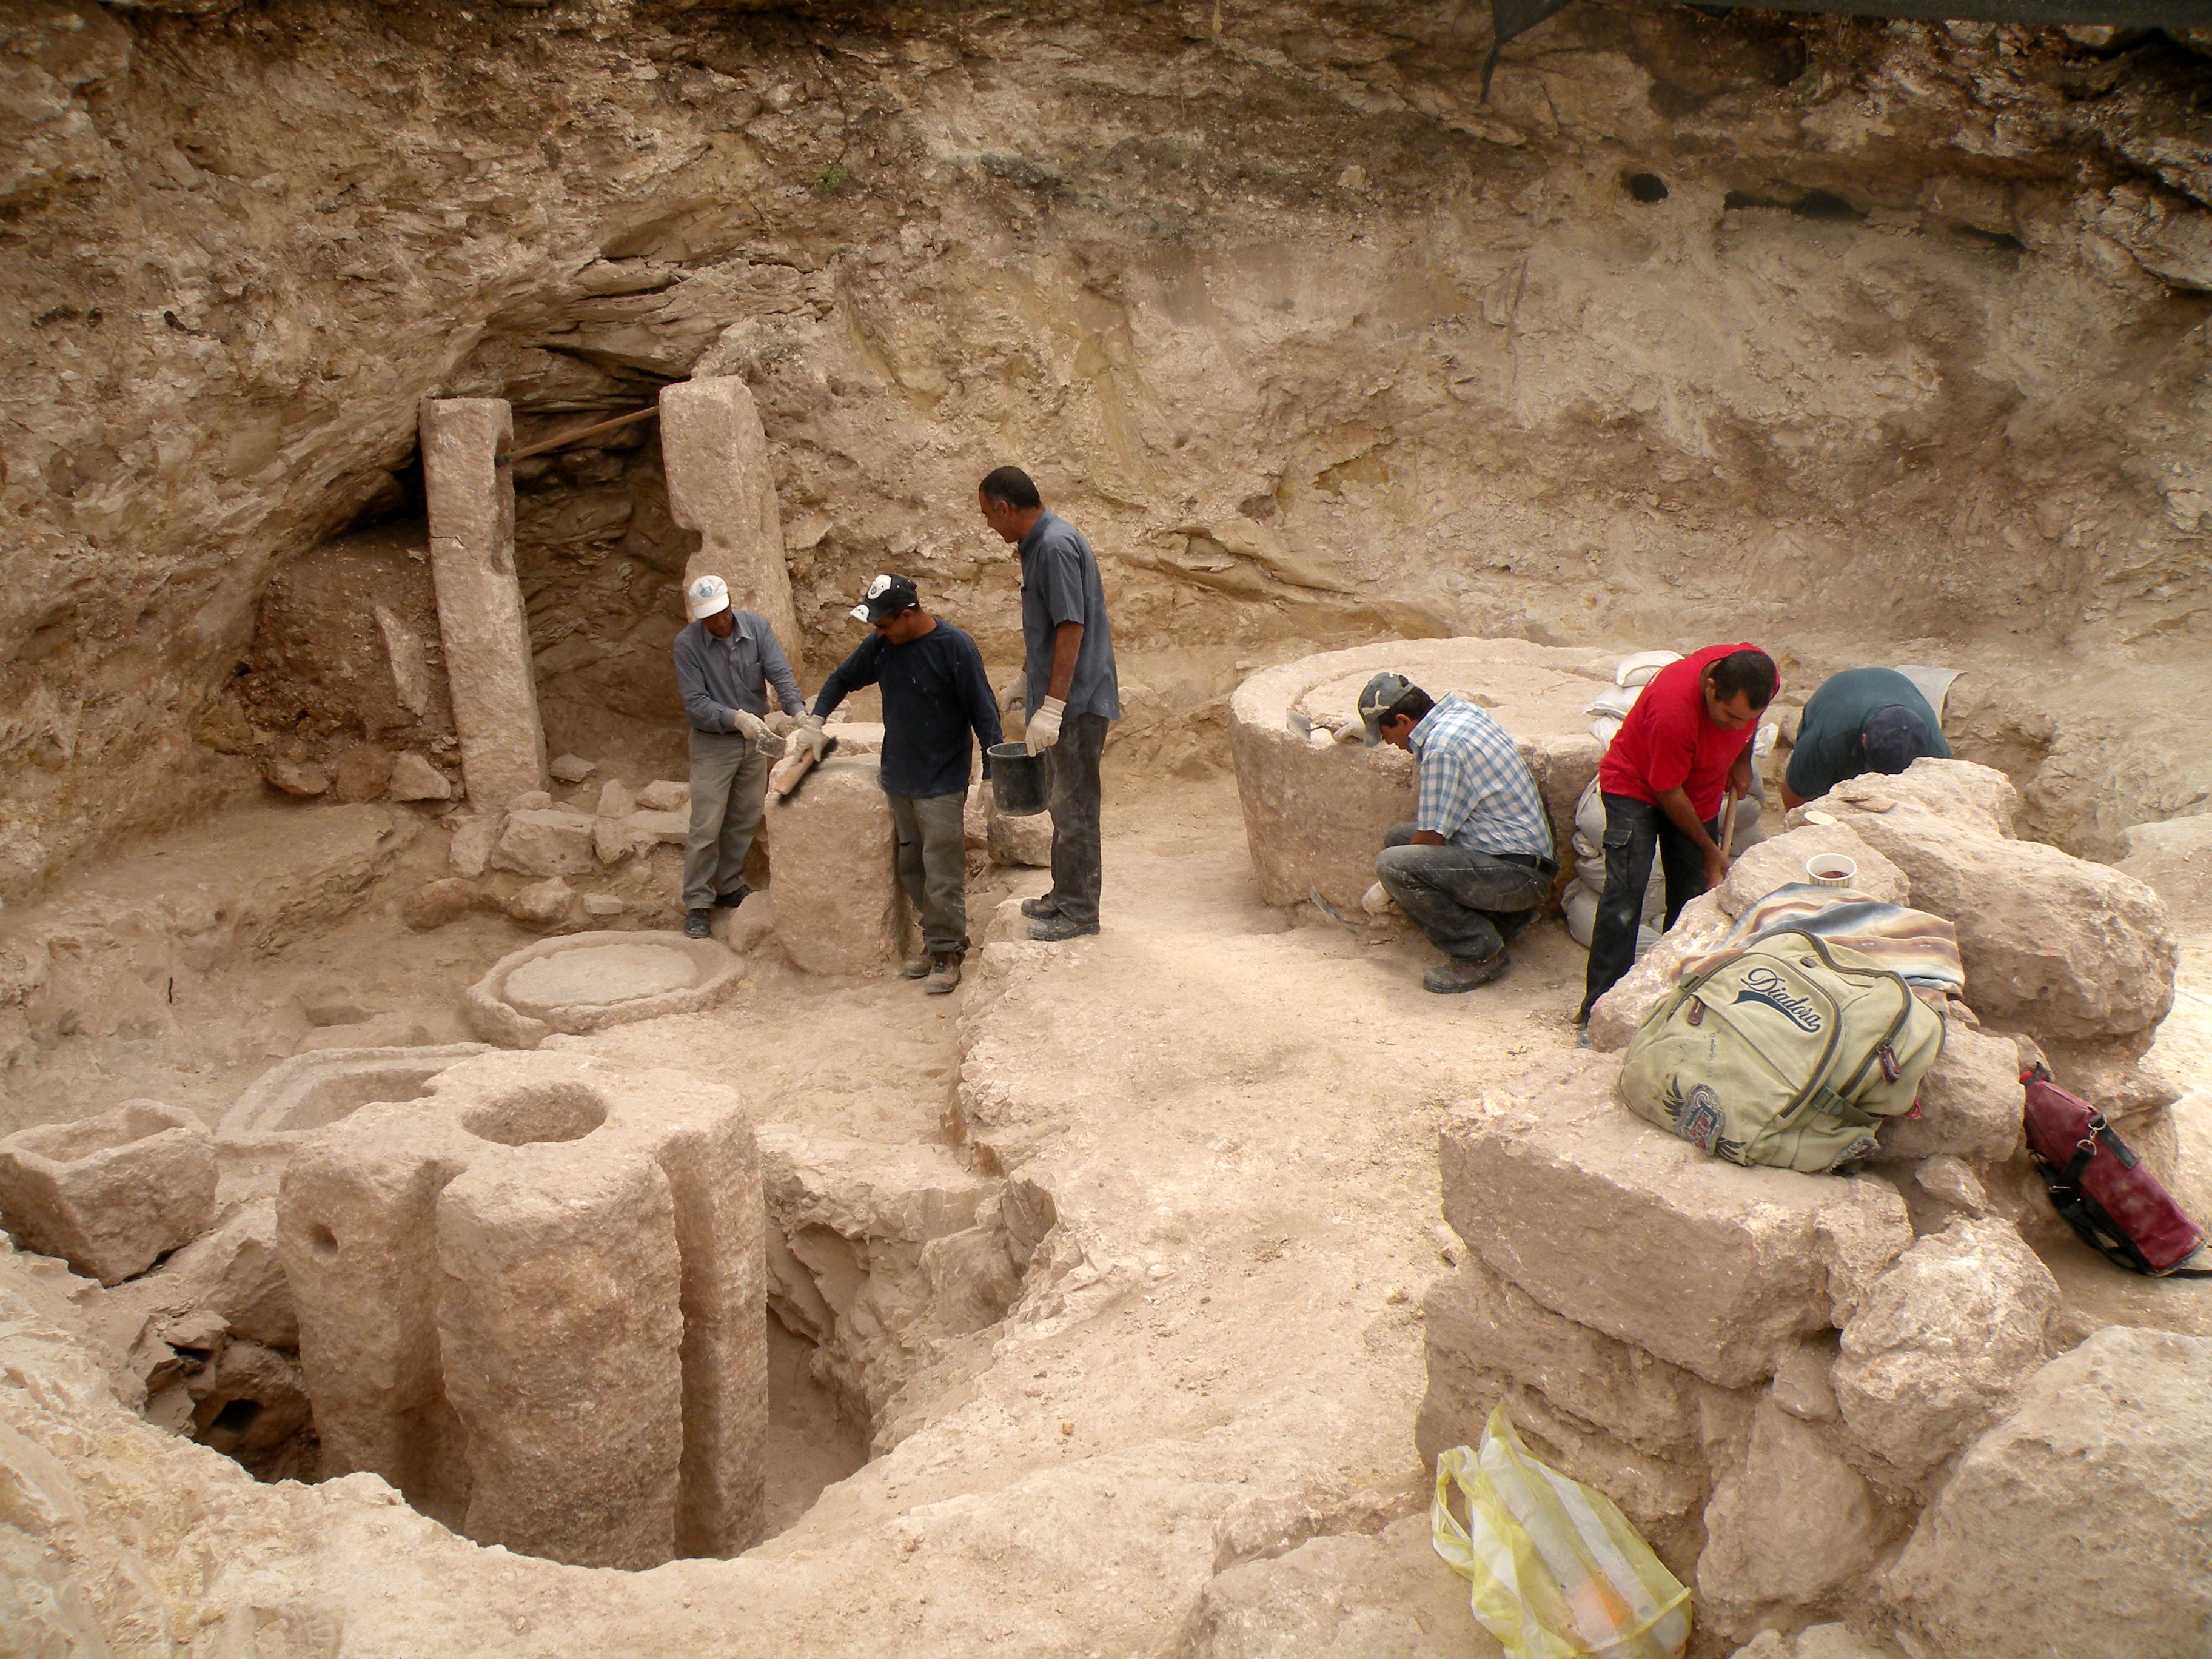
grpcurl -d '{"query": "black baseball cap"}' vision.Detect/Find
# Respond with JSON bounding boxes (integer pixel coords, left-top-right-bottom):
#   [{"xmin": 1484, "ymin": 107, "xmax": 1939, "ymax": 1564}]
[
  {"xmin": 1863, "ymin": 705, "xmax": 1931, "ymax": 774},
  {"xmin": 851, "ymin": 573, "xmax": 920, "ymax": 623}
]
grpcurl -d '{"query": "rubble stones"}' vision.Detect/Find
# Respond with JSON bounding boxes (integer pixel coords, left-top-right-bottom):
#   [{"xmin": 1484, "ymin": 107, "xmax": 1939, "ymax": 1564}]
[
  {"xmin": 636, "ymin": 779, "xmax": 689, "ymax": 813},
  {"xmin": 988, "ymin": 804, "xmax": 1053, "ymax": 867},
  {"xmin": 276, "ymin": 1050, "xmax": 766, "ymax": 1566},
  {"xmin": 401, "ymin": 876, "xmax": 485, "ymax": 931},
  {"xmin": 464, "ymin": 931, "xmax": 743, "ymax": 1048},
  {"xmin": 490, "ymin": 808, "xmax": 597, "ymax": 879},
  {"xmin": 0, "ymin": 1101, "xmax": 218, "ymax": 1285},
  {"xmin": 596, "ymin": 778, "xmax": 636, "ymax": 818},
  {"xmin": 1887, "ymin": 1327, "xmax": 2212, "ymax": 1659},
  {"xmin": 548, "ymin": 754, "xmax": 595, "ymax": 783},
  {"xmin": 771, "ymin": 756, "xmax": 904, "ymax": 976},
  {"xmin": 1815, "ymin": 762, "xmax": 2176, "ymax": 1044},
  {"xmin": 332, "ymin": 745, "xmax": 395, "ymax": 804},
  {"xmin": 143, "ymin": 1197, "xmax": 297, "ymax": 1347},
  {"xmin": 1871, "ymin": 1016, "xmax": 2023, "ymax": 1166},
  {"xmin": 261, "ymin": 757, "xmax": 329, "ymax": 797},
  {"xmin": 448, "ymin": 814, "xmax": 497, "ymax": 877},
  {"xmin": 1438, "ymin": 1056, "xmax": 1913, "ymax": 1387},
  {"xmin": 1696, "ymin": 1400, "xmax": 1884, "ymax": 1623},
  {"xmin": 1830, "ymin": 1217, "xmax": 2059, "ymax": 1488},
  {"xmin": 501, "ymin": 877, "xmax": 575, "ymax": 930},
  {"xmin": 388, "ymin": 751, "xmax": 454, "ymax": 802}
]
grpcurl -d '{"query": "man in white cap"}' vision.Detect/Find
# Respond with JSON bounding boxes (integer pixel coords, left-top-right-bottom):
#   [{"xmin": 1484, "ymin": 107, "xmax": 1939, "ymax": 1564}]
[
  {"xmin": 791, "ymin": 574, "xmax": 1002, "ymax": 993},
  {"xmin": 672, "ymin": 573, "xmax": 806, "ymax": 939}
]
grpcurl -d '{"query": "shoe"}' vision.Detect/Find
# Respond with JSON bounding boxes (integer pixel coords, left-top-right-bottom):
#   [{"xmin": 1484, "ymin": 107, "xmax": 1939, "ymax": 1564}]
[
  {"xmin": 923, "ymin": 951, "xmax": 964, "ymax": 994},
  {"xmin": 1019, "ymin": 895, "xmax": 1062, "ymax": 920},
  {"xmin": 1423, "ymin": 954, "xmax": 1509, "ymax": 994},
  {"xmin": 684, "ymin": 908, "xmax": 712, "ymax": 940},
  {"xmin": 1027, "ymin": 914, "xmax": 1100, "ymax": 942},
  {"xmin": 900, "ymin": 949, "xmax": 933, "ymax": 979},
  {"xmin": 712, "ymin": 885, "xmax": 751, "ymax": 910}
]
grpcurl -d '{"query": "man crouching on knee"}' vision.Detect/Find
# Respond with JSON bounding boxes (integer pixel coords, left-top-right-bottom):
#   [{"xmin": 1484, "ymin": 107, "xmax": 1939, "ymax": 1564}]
[{"xmin": 1360, "ymin": 672, "xmax": 1558, "ymax": 994}]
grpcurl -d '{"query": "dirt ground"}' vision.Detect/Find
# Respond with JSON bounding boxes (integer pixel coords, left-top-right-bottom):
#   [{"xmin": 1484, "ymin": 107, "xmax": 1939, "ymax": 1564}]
[{"xmin": 1, "ymin": 760, "xmax": 2208, "ymax": 1655}]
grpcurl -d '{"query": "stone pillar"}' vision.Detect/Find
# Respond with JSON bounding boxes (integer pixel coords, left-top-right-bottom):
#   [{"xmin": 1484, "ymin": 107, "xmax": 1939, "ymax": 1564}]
[
  {"xmin": 276, "ymin": 1051, "xmax": 766, "ymax": 1566},
  {"xmin": 770, "ymin": 756, "xmax": 905, "ymax": 976},
  {"xmin": 419, "ymin": 397, "xmax": 547, "ymax": 808},
  {"xmin": 659, "ymin": 376, "xmax": 799, "ymax": 654}
]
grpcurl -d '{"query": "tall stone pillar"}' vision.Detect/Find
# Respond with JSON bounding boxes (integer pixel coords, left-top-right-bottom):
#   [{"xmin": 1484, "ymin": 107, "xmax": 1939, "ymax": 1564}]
[
  {"xmin": 659, "ymin": 375, "xmax": 799, "ymax": 654},
  {"xmin": 419, "ymin": 397, "xmax": 547, "ymax": 808}
]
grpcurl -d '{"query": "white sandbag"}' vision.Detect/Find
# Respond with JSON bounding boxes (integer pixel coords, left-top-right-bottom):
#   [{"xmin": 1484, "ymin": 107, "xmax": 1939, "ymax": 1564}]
[
  {"xmin": 1584, "ymin": 685, "xmax": 1641, "ymax": 721},
  {"xmin": 1590, "ymin": 717, "xmax": 1622, "ymax": 746},
  {"xmin": 1615, "ymin": 649, "xmax": 1681, "ymax": 688}
]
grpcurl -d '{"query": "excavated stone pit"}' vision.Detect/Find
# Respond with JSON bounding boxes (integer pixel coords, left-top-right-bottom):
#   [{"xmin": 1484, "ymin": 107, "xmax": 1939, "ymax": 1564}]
[{"xmin": 5, "ymin": 2, "xmax": 2212, "ymax": 1656}]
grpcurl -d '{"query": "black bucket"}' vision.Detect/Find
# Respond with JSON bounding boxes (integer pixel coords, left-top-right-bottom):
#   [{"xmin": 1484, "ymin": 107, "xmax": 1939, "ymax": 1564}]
[{"xmin": 988, "ymin": 742, "xmax": 1047, "ymax": 816}]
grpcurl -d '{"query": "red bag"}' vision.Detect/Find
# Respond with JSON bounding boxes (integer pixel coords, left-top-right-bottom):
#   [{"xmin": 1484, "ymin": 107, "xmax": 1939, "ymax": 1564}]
[{"xmin": 2023, "ymin": 1063, "xmax": 2208, "ymax": 1277}]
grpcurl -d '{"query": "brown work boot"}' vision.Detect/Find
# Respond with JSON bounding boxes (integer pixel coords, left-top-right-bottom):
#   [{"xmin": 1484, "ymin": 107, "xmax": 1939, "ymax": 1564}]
[
  {"xmin": 900, "ymin": 948, "xmax": 932, "ymax": 979},
  {"xmin": 1423, "ymin": 953, "xmax": 1509, "ymax": 994},
  {"xmin": 923, "ymin": 950, "xmax": 964, "ymax": 995}
]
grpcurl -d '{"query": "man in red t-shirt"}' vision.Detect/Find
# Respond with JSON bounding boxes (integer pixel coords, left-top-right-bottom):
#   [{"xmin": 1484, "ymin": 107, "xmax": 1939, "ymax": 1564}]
[{"xmin": 1577, "ymin": 644, "xmax": 1779, "ymax": 1027}]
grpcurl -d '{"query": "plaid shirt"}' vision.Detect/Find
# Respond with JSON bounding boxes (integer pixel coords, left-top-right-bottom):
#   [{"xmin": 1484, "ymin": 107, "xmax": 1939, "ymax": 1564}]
[{"xmin": 1409, "ymin": 695, "xmax": 1555, "ymax": 859}]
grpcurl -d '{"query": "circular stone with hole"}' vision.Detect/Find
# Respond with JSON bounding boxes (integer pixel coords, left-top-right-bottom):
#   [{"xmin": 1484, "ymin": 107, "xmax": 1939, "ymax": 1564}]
[{"xmin": 464, "ymin": 930, "xmax": 744, "ymax": 1048}]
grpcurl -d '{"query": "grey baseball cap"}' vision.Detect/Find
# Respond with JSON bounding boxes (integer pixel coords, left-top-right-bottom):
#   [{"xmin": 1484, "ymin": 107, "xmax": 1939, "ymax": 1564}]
[{"xmin": 1358, "ymin": 671, "xmax": 1417, "ymax": 745}]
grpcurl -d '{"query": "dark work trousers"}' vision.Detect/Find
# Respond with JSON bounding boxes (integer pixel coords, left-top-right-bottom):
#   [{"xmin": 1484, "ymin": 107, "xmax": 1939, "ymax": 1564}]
[
  {"xmin": 887, "ymin": 789, "xmax": 970, "ymax": 954},
  {"xmin": 1577, "ymin": 793, "xmax": 1720, "ymax": 1022},
  {"xmin": 683, "ymin": 730, "xmax": 768, "ymax": 910},
  {"xmin": 1042, "ymin": 711, "xmax": 1110, "ymax": 927},
  {"xmin": 1375, "ymin": 823, "xmax": 1552, "ymax": 962}
]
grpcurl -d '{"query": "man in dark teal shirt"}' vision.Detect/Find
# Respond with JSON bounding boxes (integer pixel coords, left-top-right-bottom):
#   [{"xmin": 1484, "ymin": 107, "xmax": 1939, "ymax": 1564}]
[
  {"xmin": 1783, "ymin": 667, "xmax": 1952, "ymax": 808},
  {"xmin": 795, "ymin": 574, "xmax": 1002, "ymax": 993}
]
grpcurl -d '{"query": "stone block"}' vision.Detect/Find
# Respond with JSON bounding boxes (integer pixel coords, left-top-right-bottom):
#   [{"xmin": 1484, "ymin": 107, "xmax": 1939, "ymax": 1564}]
[
  {"xmin": 276, "ymin": 1050, "xmax": 767, "ymax": 1566},
  {"xmin": 419, "ymin": 397, "xmax": 548, "ymax": 809},
  {"xmin": 594, "ymin": 807, "xmax": 689, "ymax": 867},
  {"xmin": 449, "ymin": 814, "xmax": 497, "ymax": 877},
  {"xmin": 1830, "ymin": 1217, "xmax": 2059, "ymax": 1488},
  {"xmin": 1815, "ymin": 762, "xmax": 2175, "ymax": 1045},
  {"xmin": 659, "ymin": 376, "xmax": 798, "ymax": 649},
  {"xmin": 490, "ymin": 808, "xmax": 598, "ymax": 879},
  {"xmin": 332, "ymin": 745, "xmax": 395, "ymax": 804},
  {"xmin": 1697, "ymin": 1400, "xmax": 1884, "ymax": 1627},
  {"xmin": 262, "ymin": 757, "xmax": 329, "ymax": 797},
  {"xmin": 769, "ymin": 756, "xmax": 903, "ymax": 976},
  {"xmin": 988, "ymin": 804, "xmax": 1053, "ymax": 867},
  {"xmin": 548, "ymin": 754, "xmax": 595, "ymax": 783},
  {"xmin": 503, "ymin": 877, "xmax": 575, "ymax": 930},
  {"xmin": 295, "ymin": 1014, "xmax": 432, "ymax": 1054},
  {"xmin": 217, "ymin": 1044, "xmax": 492, "ymax": 1196},
  {"xmin": 1585, "ymin": 891, "xmax": 1732, "ymax": 1051},
  {"xmin": 135, "ymin": 1196, "xmax": 297, "ymax": 1347},
  {"xmin": 1886, "ymin": 1327, "xmax": 2212, "ymax": 1659},
  {"xmin": 1229, "ymin": 638, "xmax": 1616, "ymax": 911},
  {"xmin": 596, "ymin": 778, "xmax": 637, "ymax": 819},
  {"xmin": 1715, "ymin": 822, "xmax": 1908, "ymax": 917},
  {"xmin": 637, "ymin": 779, "xmax": 689, "ymax": 813},
  {"xmin": 1438, "ymin": 1054, "xmax": 1914, "ymax": 1388},
  {"xmin": 388, "ymin": 750, "xmax": 453, "ymax": 802},
  {"xmin": 464, "ymin": 931, "xmax": 745, "ymax": 1048},
  {"xmin": 1871, "ymin": 1016, "xmax": 2024, "ymax": 1166},
  {"xmin": 0, "ymin": 1101, "xmax": 218, "ymax": 1285}
]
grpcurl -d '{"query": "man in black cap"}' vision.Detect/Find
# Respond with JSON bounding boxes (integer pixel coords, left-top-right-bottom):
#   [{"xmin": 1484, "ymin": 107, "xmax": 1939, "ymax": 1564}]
[
  {"xmin": 1781, "ymin": 668, "xmax": 1951, "ymax": 809},
  {"xmin": 792, "ymin": 575, "xmax": 1002, "ymax": 993}
]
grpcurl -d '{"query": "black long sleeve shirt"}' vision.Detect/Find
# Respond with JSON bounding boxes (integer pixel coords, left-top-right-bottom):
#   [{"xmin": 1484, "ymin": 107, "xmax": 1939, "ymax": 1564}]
[{"xmin": 813, "ymin": 620, "xmax": 1004, "ymax": 799}]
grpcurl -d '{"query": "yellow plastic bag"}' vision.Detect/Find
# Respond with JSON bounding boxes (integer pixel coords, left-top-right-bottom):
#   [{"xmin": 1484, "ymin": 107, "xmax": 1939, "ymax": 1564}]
[{"xmin": 1431, "ymin": 1407, "xmax": 1691, "ymax": 1659}]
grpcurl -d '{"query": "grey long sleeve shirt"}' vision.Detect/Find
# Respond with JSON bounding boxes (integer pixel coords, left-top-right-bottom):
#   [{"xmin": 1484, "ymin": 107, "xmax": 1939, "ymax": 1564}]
[{"xmin": 672, "ymin": 611, "xmax": 805, "ymax": 732}]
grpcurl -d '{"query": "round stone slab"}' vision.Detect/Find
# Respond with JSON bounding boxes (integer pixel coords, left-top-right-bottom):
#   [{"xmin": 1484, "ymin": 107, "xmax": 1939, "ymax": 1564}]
[
  {"xmin": 464, "ymin": 931, "xmax": 745, "ymax": 1048},
  {"xmin": 504, "ymin": 942, "xmax": 700, "ymax": 1017}
]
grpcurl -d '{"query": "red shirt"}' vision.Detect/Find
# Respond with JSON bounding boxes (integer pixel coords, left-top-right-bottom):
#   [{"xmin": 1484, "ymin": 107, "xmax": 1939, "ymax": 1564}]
[{"xmin": 1598, "ymin": 643, "xmax": 1771, "ymax": 821}]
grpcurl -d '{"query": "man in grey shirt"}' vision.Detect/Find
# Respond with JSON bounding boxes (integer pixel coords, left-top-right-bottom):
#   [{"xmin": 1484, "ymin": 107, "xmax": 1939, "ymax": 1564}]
[
  {"xmin": 672, "ymin": 572, "xmax": 806, "ymax": 939},
  {"xmin": 978, "ymin": 465, "xmax": 1119, "ymax": 940}
]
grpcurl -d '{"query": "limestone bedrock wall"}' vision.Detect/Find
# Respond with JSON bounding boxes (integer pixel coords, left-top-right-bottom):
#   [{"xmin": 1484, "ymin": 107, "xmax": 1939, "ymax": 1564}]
[
  {"xmin": 274, "ymin": 1051, "xmax": 765, "ymax": 1567},
  {"xmin": 660, "ymin": 375, "xmax": 799, "ymax": 651},
  {"xmin": 8, "ymin": 1, "xmax": 2212, "ymax": 893},
  {"xmin": 419, "ymin": 397, "xmax": 549, "ymax": 809}
]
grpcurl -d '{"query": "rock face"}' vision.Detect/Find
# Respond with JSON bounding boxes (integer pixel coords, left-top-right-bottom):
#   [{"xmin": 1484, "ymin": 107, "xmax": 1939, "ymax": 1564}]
[
  {"xmin": 1887, "ymin": 1327, "xmax": 2212, "ymax": 1659},
  {"xmin": 1696, "ymin": 1401, "xmax": 1883, "ymax": 1621},
  {"xmin": 0, "ymin": 1101, "xmax": 217, "ymax": 1285},
  {"xmin": 1436, "ymin": 1056, "xmax": 1913, "ymax": 1389},
  {"xmin": 1829, "ymin": 1218, "xmax": 2059, "ymax": 1490},
  {"xmin": 419, "ymin": 398, "xmax": 548, "ymax": 810},
  {"xmin": 770, "ymin": 757, "xmax": 904, "ymax": 976},
  {"xmin": 659, "ymin": 375, "xmax": 798, "ymax": 650},
  {"xmin": 276, "ymin": 1050, "xmax": 766, "ymax": 1567},
  {"xmin": 1229, "ymin": 638, "xmax": 1607, "ymax": 913}
]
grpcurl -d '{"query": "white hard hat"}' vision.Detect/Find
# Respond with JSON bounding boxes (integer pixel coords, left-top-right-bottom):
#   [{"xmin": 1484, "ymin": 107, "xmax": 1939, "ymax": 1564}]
[{"xmin": 686, "ymin": 574, "xmax": 731, "ymax": 622}]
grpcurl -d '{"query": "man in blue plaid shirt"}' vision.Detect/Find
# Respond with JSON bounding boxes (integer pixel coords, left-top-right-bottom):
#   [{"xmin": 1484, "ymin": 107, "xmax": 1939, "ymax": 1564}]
[{"xmin": 1359, "ymin": 671, "xmax": 1558, "ymax": 993}]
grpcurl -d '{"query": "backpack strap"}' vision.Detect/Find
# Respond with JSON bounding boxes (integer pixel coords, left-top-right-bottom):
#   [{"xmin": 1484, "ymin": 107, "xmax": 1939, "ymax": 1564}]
[{"xmin": 1803, "ymin": 1084, "xmax": 1875, "ymax": 1127}]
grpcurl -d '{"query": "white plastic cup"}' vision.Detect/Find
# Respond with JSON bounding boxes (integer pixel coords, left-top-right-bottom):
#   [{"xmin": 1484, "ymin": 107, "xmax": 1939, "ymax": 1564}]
[{"xmin": 1806, "ymin": 854, "xmax": 1857, "ymax": 888}]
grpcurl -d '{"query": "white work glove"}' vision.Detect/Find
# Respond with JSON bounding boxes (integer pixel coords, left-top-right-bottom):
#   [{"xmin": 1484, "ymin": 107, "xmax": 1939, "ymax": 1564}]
[
  {"xmin": 1025, "ymin": 696, "xmax": 1065, "ymax": 755},
  {"xmin": 791, "ymin": 712, "xmax": 829, "ymax": 762},
  {"xmin": 730, "ymin": 709, "xmax": 769, "ymax": 742}
]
